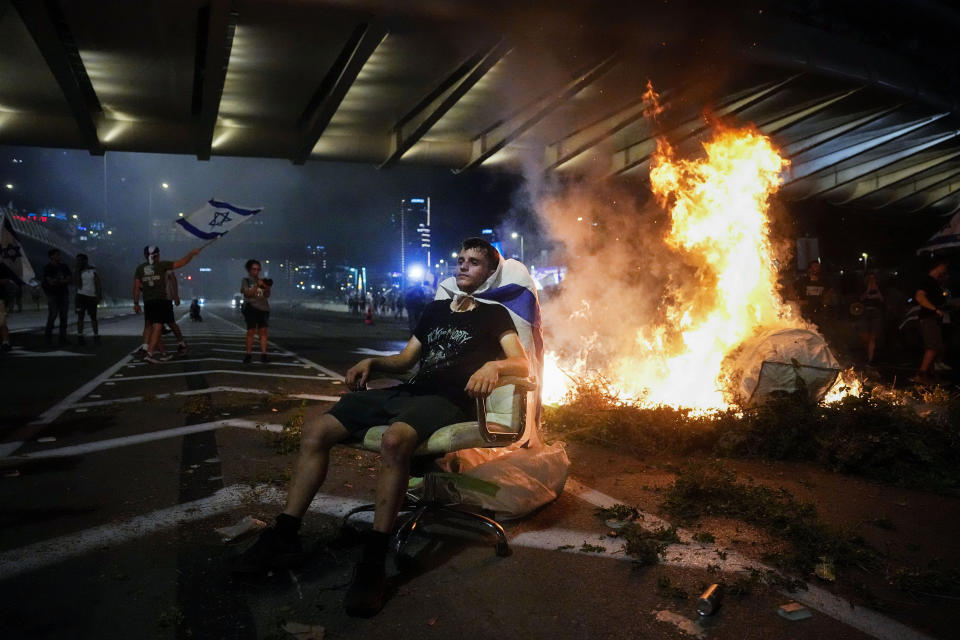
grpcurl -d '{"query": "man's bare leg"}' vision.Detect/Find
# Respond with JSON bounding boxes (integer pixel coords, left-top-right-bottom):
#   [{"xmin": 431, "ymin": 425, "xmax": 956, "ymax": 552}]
[
  {"xmin": 245, "ymin": 328, "xmax": 255, "ymax": 354},
  {"xmin": 283, "ymin": 414, "xmax": 350, "ymax": 517},
  {"xmin": 920, "ymin": 348, "xmax": 938, "ymax": 375},
  {"xmin": 146, "ymin": 323, "xmax": 164, "ymax": 354},
  {"xmin": 372, "ymin": 422, "xmax": 418, "ymax": 533},
  {"xmin": 258, "ymin": 326, "xmax": 268, "ymax": 354}
]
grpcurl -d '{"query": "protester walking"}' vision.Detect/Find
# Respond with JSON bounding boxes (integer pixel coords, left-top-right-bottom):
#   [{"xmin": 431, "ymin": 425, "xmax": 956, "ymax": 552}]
[
  {"xmin": 43, "ymin": 249, "xmax": 71, "ymax": 346},
  {"xmin": 913, "ymin": 258, "xmax": 949, "ymax": 383},
  {"xmin": 74, "ymin": 253, "xmax": 102, "ymax": 345},
  {"xmin": 241, "ymin": 259, "xmax": 271, "ymax": 363}
]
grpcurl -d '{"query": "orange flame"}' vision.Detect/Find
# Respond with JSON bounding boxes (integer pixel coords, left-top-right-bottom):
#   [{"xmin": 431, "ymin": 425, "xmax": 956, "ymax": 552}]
[{"xmin": 542, "ymin": 98, "xmax": 815, "ymax": 410}]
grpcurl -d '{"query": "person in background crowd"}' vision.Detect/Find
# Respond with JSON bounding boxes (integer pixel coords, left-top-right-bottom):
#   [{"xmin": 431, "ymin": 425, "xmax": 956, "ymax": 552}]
[
  {"xmin": 796, "ymin": 260, "xmax": 833, "ymax": 329},
  {"xmin": 913, "ymin": 258, "xmax": 949, "ymax": 383},
  {"xmin": 133, "ymin": 245, "xmax": 199, "ymax": 363},
  {"xmin": 189, "ymin": 298, "xmax": 203, "ymax": 322},
  {"xmin": 43, "ymin": 248, "xmax": 71, "ymax": 346},
  {"xmin": 30, "ymin": 285, "xmax": 41, "ymax": 311},
  {"xmin": 0, "ymin": 261, "xmax": 23, "ymax": 352},
  {"xmin": 240, "ymin": 259, "xmax": 271, "ymax": 364},
  {"xmin": 403, "ymin": 283, "xmax": 428, "ymax": 333},
  {"xmin": 859, "ymin": 272, "xmax": 885, "ymax": 366},
  {"xmin": 74, "ymin": 253, "xmax": 102, "ymax": 345}
]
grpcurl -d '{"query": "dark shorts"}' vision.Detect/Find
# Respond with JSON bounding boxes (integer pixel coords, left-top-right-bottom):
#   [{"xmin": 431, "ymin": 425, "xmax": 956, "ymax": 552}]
[
  {"xmin": 242, "ymin": 305, "xmax": 269, "ymax": 329},
  {"xmin": 919, "ymin": 316, "xmax": 944, "ymax": 352},
  {"xmin": 144, "ymin": 299, "xmax": 174, "ymax": 325},
  {"xmin": 859, "ymin": 307, "xmax": 883, "ymax": 336},
  {"xmin": 327, "ymin": 388, "xmax": 469, "ymax": 442},
  {"xmin": 76, "ymin": 294, "xmax": 98, "ymax": 316}
]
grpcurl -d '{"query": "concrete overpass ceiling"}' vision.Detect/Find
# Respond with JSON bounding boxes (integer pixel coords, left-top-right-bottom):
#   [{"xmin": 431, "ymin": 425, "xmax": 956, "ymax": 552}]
[{"xmin": 1, "ymin": 0, "xmax": 959, "ymax": 212}]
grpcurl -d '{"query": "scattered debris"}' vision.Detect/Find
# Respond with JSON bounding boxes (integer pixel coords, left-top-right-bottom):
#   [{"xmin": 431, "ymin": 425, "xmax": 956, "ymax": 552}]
[
  {"xmin": 621, "ymin": 523, "xmax": 682, "ymax": 566},
  {"xmin": 814, "ymin": 557, "xmax": 837, "ymax": 582},
  {"xmin": 662, "ymin": 464, "xmax": 877, "ymax": 576},
  {"xmin": 556, "ymin": 544, "xmax": 575, "ymax": 551},
  {"xmin": 656, "ymin": 575, "xmax": 688, "ymax": 599},
  {"xmin": 653, "ymin": 610, "xmax": 706, "ymax": 638},
  {"xmin": 692, "ymin": 531, "xmax": 715, "ymax": 544},
  {"xmin": 580, "ymin": 542, "xmax": 607, "ymax": 554},
  {"xmin": 777, "ymin": 602, "xmax": 812, "ymax": 621},
  {"xmin": 696, "ymin": 583, "xmax": 722, "ymax": 616},
  {"xmin": 282, "ymin": 621, "xmax": 325, "ymax": 639},
  {"xmin": 594, "ymin": 503, "xmax": 640, "ymax": 525},
  {"xmin": 215, "ymin": 515, "xmax": 266, "ymax": 542},
  {"xmin": 426, "ymin": 616, "xmax": 438, "ymax": 626}
]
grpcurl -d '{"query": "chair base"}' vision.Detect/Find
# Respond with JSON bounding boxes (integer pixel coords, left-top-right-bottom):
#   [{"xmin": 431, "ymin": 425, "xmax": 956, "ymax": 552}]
[{"xmin": 342, "ymin": 492, "xmax": 511, "ymax": 560}]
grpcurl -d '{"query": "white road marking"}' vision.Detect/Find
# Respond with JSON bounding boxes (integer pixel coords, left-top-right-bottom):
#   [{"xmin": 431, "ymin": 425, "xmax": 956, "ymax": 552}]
[
  {"xmin": 353, "ymin": 348, "xmax": 401, "ymax": 356},
  {"xmin": 0, "ymin": 485, "xmax": 367, "ymax": 581},
  {"xmin": 118, "ymin": 357, "xmax": 306, "ymax": 368},
  {"xmin": 8, "ymin": 419, "xmax": 283, "ymax": 460},
  {"xmin": 8, "ymin": 349, "xmax": 93, "ymax": 357},
  {"xmin": 209, "ymin": 348, "xmax": 294, "ymax": 355},
  {"xmin": 30, "ymin": 354, "xmax": 134, "ymax": 427},
  {"xmin": 69, "ymin": 387, "xmax": 342, "ymax": 409},
  {"xmin": 100, "ymin": 369, "xmax": 337, "ymax": 382}
]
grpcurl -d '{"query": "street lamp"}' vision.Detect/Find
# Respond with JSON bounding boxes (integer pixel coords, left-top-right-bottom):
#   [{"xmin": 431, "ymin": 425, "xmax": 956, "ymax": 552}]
[
  {"xmin": 4, "ymin": 183, "xmax": 12, "ymax": 190},
  {"xmin": 510, "ymin": 232, "xmax": 525, "ymax": 263},
  {"xmin": 451, "ymin": 252, "xmax": 458, "ymax": 258}
]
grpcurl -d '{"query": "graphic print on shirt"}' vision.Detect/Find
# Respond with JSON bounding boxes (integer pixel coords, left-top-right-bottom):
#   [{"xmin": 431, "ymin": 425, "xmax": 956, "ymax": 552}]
[
  {"xmin": 140, "ymin": 264, "xmax": 162, "ymax": 289},
  {"xmin": 420, "ymin": 326, "xmax": 473, "ymax": 373}
]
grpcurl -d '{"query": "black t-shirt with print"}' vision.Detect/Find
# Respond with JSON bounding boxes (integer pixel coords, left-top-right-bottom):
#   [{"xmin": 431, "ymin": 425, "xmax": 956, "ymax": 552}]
[
  {"xmin": 406, "ymin": 300, "xmax": 517, "ymax": 408},
  {"xmin": 915, "ymin": 275, "xmax": 944, "ymax": 319}
]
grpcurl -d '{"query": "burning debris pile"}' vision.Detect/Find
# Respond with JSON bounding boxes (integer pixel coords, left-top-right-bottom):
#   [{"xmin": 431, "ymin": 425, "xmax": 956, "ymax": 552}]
[{"xmin": 539, "ymin": 88, "xmax": 856, "ymax": 411}]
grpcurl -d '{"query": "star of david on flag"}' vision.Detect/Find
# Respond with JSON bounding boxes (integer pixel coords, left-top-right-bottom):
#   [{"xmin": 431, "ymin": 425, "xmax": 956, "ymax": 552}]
[
  {"xmin": 1, "ymin": 213, "xmax": 35, "ymax": 283},
  {"xmin": 175, "ymin": 199, "xmax": 263, "ymax": 240}
]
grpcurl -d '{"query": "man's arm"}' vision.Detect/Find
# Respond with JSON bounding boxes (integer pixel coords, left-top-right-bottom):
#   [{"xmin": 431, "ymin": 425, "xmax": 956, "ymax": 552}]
[
  {"xmin": 345, "ymin": 336, "xmax": 422, "ymax": 391},
  {"xmin": 132, "ymin": 278, "xmax": 142, "ymax": 313},
  {"xmin": 172, "ymin": 249, "xmax": 200, "ymax": 270},
  {"xmin": 94, "ymin": 272, "xmax": 102, "ymax": 300},
  {"xmin": 465, "ymin": 332, "xmax": 530, "ymax": 398},
  {"xmin": 915, "ymin": 289, "xmax": 943, "ymax": 317}
]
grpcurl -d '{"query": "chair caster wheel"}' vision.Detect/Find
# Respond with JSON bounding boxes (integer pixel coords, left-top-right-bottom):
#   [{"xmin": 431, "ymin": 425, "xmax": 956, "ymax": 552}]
[{"xmin": 495, "ymin": 541, "xmax": 511, "ymax": 557}]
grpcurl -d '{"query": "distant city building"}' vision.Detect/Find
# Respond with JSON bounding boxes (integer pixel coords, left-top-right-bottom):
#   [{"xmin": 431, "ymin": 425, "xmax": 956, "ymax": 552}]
[{"xmin": 393, "ymin": 197, "xmax": 431, "ymax": 277}]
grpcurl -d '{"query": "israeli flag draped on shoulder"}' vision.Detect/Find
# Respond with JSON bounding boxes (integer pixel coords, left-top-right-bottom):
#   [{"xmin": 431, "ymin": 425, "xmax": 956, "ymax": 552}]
[
  {"xmin": 175, "ymin": 199, "xmax": 263, "ymax": 240},
  {"xmin": 0, "ymin": 212, "xmax": 36, "ymax": 283}
]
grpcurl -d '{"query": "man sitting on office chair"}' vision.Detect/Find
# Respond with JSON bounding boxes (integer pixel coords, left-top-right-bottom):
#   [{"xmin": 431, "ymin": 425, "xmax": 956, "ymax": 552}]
[{"xmin": 234, "ymin": 237, "xmax": 530, "ymax": 617}]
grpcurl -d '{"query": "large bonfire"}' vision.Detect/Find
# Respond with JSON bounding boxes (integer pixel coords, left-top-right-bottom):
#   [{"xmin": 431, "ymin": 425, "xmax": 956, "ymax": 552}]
[{"xmin": 541, "ymin": 87, "xmax": 848, "ymax": 411}]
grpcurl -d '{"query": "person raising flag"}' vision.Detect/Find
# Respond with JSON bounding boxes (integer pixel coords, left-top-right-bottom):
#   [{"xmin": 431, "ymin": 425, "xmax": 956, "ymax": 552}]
[{"xmin": 133, "ymin": 246, "xmax": 200, "ymax": 363}]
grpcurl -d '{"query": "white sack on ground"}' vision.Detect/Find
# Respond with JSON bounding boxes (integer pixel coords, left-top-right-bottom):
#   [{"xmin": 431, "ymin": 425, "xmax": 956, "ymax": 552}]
[
  {"xmin": 435, "ymin": 442, "xmax": 570, "ymax": 520},
  {"xmin": 730, "ymin": 328, "xmax": 841, "ymax": 405}
]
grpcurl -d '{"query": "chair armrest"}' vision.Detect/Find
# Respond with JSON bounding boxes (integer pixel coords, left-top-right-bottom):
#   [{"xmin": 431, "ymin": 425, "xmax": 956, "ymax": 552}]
[{"xmin": 476, "ymin": 376, "xmax": 536, "ymax": 444}]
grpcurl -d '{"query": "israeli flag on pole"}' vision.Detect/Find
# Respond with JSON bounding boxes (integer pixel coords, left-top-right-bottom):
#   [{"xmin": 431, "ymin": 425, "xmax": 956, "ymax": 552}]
[
  {"xmin": 175, "ymin": 199, "xmax": 263, "ymax": 240},
  {"xmin": 1, "ymin": 213, "xmax": 36, "ymax": 283}
]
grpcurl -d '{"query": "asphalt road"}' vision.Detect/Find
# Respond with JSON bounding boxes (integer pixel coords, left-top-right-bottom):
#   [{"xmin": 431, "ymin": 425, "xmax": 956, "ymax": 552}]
[{"xmin": 0, "ymin": 304, "xmax": 942, "ymax": 639}]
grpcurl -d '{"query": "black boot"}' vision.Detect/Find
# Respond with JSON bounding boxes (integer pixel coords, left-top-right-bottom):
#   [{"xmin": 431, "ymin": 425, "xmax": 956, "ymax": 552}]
[
  {"xmin": 231, "ymin": 515, "xmax": 304, "ymax": 574},
  {"xmin": 344, "ymin": 530, "xmax": 389, "ymax": 617}
]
